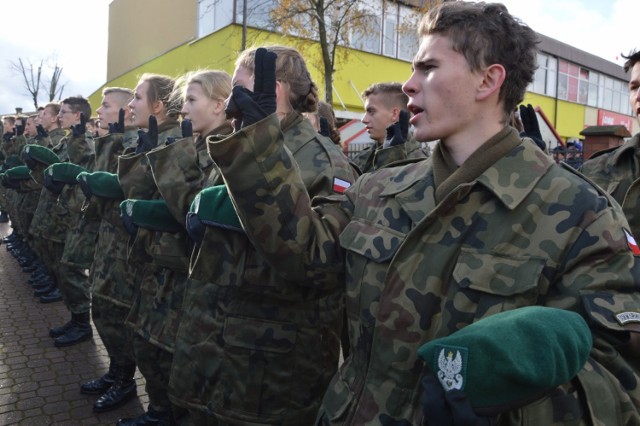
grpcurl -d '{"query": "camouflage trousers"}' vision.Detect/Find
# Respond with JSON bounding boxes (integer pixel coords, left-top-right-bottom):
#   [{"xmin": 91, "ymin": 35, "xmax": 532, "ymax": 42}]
[
  {"xmin": 132, "ymin": 334, "xmax": 181, "ymax": 418},
  {"xmin": 56, "ymin": 220, "xmax": 98, "ymax": 314},
  {"xmin": 41, "ymin": 239, "xmax": 64, "ymax": 283},
  {"xmin": 92, "ymin": 297, "xmax": 136, "ymax": 367},
  {"xmin": 16, "ymin": 191, "xmax": 39, "ymax": 243}
]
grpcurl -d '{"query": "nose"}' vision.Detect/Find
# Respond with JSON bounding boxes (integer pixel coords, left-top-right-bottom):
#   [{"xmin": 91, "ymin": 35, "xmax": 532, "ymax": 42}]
[
  {"xmin": 402, "ymin": 74, "xmax": 417, "ymax": 96},
  {"xmin": 361, "ymin": 113, "xmax": 368, "ymax": 124}
]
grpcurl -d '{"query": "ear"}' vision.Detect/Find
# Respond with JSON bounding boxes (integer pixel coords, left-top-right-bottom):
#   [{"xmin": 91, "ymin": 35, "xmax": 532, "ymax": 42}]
[
  {"xmin": 390, "ymin": 107, "xmax": 401, "ymax": 122},
  {"xmin": 476, "ymin": 64, "xmax": 506, "ymax": 102},
  {"xmin": 212, "ymin": 98, "xmax": 225, "ymax": 115},
  {"xmin": 150, "ymin": 100, "xmax": 165, "ymax": 116}
]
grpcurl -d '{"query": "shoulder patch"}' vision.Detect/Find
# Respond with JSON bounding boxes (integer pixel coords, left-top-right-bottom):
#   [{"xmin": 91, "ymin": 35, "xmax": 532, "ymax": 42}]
[
  {"xmin": 624, "ymin": 228, "xmax": 640, "ymax": 256},
  {"xmin": 333, "ymin": 177, "xmax": 351, "ymax": 193}
]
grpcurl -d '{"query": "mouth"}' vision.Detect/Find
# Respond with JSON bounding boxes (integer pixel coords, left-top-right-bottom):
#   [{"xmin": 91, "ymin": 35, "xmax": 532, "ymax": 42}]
[{"xmin": 407, "ymin": 104, "xmax": 424, "ymax": 124}]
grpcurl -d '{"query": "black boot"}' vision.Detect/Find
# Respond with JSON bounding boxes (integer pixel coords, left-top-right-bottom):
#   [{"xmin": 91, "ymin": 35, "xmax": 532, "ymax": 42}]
[
  {"xmin": 0, "ymin": 211, "xmax": 8, "ymax": 223},
  {"xmin": 49, "ymin": 319, "xmax": 73, "ymax": 338},
  {"xmin": 40, "ymin": 288, "xmax": 63, "ymax": 303},
  {"xmin": 93, "ymin": 363, "xmax": 137, "ymax": 412},
  {"xmin": 81, "ymin": 358, "xmax": 117, "ymax": 395},
  {"xmin": 117, "ymin": 408, "xmax": 174, "ymax": 426},
  {"xmin": 54, "ymin": 312, "xmax": 93, "ymax": 347}
]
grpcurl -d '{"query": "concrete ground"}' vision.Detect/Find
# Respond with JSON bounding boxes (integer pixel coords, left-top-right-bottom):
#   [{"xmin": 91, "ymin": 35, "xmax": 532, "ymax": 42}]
[{"xmin": 0, "ymin": 222, "xmax": 148, "ymax": 425}]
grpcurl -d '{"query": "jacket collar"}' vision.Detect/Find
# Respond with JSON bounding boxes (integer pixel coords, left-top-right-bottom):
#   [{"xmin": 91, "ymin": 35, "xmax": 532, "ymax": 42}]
[{"xmin": 379, "ymin": 137, "xmax": 554, "ymax": 213}]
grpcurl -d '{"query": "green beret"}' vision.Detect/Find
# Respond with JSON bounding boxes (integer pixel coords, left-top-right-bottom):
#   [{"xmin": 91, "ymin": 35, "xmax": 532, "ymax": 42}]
[
  {"xmin": 190, "ymin": 185, "xmax": 242, "ymax": 231},
  {"xmin": 2, "ymin": 154, "xmax": 22, "ymax": 171},
  {"xmin": 6, "ymin": 165, "xmax": 32, "ymax": 180},
  {"xmin": 23, "ymin": 144, "xmax": 60, "ymax": 166},
  {"xmin": 45, "ymin": 163, "xmax": 89, "ymax": 184},
  {"xmin": 418, "ymin": 306, "xmax": 591, "ymax": 414},
  {"xmin": 120, "ymin": 199, "xmax": 182, "ymax": 233},
  {"xmin": 77, "ymin": 171, "xmax": 124, "ymax": 199}
]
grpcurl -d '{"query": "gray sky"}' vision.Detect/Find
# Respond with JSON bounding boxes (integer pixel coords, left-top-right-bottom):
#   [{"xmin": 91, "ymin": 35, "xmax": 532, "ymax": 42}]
[{"xmin": 0, "ymin": 0, "xmax": 635, "ymax": 115}]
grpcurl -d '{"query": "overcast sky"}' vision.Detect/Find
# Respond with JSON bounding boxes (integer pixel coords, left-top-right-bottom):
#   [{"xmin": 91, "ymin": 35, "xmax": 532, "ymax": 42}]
[{"xmin": 0, "ymin": 0, "xmax": 635, "ymax": 114}]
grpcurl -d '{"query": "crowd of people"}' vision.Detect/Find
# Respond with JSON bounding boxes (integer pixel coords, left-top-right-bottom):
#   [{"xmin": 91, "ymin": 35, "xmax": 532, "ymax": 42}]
[{"xmin": 1, "ymin": 1, "xmax": 640, "ymax": 425}]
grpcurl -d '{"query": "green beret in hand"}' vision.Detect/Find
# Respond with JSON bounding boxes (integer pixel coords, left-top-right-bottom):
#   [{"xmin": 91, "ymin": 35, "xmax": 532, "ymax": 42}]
[{"xmin": 418, "ymin": 306, "xmax": 592, "ymax": 423}]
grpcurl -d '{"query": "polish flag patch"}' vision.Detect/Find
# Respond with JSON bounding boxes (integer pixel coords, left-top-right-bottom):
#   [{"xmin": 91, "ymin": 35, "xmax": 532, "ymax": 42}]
[
  {"xmin": 333, "ymin": 177, "xmax": 351, "ymax": 194},
  {"xmin": 624, "ymin": 229, "xmax": 640, "ymax": 256}
]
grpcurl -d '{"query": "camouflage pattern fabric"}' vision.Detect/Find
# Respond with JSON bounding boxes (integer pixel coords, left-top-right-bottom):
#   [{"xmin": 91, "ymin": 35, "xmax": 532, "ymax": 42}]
[
  {"xmin": 168, "ymin": 113, "xmax": 358, "ymax": 424},
  {"xmin": 208, "ymin": 115, "xmax": 640, "ymax": 425},
  {"xmin": 580, "ymin": 133, "xmax": 640, "ymax": 239},
  {"xmin": 90, "ymin": 130, "xmax": 139, "ymax": 371},
  {"xmin": 352, "ymin": 137, "xmax": 429, "ymax": 173},
  {"xmin": 117, "ymin": 122, "xmax": 186, "ymax": 415},
  {"xmin": 55, "ymin": 134, "xmax": 96, "ymax": 313}
]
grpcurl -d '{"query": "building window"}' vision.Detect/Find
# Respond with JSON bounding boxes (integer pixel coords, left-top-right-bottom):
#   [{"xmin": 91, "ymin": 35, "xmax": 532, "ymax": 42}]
[
  {"xmin": 236, "ymin": 0, "xmax": 272, "ymax": 30},
  {"xmin": 397, "ymin": 5, "xmax": 419, "ymax": 61},
  {"xmin": 383, "ymin": 3, "xmax": 398, "ymax": 57},
  {"xmin": 198, "ymin": 0, "xmax": 234, "ymax": 38},
  {"xmin": 351, "ymin": 0, "xmax": 382, "ymax": 54},
  {"xmin": 531, "ymin": 53, "xmax": 557, "ymax": 97}
]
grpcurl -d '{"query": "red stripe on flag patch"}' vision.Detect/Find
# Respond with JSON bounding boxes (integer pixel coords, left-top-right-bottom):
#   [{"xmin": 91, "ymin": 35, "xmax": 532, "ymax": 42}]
[
  {"xmin": 333, "ymin": 177, "xmax": 351, "ymax": 194},
  {"xmin": 624, "ymin": 229, "xmax": 640, "ymax": 256}
]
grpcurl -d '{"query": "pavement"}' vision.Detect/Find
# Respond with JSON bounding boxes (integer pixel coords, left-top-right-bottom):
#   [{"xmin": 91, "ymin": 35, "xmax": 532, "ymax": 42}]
[{"xmin": 0, "ymin": 221, "xmax": 149, "ymax": 425}]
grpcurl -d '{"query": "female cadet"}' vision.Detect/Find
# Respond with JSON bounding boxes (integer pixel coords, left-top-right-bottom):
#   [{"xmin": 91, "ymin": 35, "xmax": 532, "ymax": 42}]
[
  {"xmin": 171, "ymin": 46, "xmax": 359, "ymax": 425},
  {"xmin": 115, "ymin": 73, "xmax": 184, "ymax": 426}
]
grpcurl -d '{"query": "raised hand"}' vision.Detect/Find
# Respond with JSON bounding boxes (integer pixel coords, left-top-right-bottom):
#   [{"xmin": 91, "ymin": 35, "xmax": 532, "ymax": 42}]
[
  {"xmin": 108, "ymin": 108, "xmax": 126, "ymax": 134},
  {"xmin": 135, "ymin": 116, "xmax": 159, "ymax": 154},
  {"xmin": 225, "ymin": 47, "xmax": 277, "ymax": 130},
  {"xmin": 384, "ymin": 110, "xmax": 409, "ymax": 147}
]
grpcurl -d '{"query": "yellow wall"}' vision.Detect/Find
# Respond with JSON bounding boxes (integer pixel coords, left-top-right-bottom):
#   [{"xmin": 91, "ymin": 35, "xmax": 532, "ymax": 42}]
[
  {"xmin": 107, "ymin": 0, "xmax": 197, "ymax": 81},
  {"xmin": 91, "ymin": 25, "xmax": 414, "ymax": 116}
]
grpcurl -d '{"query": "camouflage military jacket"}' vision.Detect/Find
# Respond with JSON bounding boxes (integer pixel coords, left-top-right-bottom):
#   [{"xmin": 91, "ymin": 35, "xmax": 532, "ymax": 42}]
[
  {"xmin": 580, "ymin": 133, "xmax": 640, "ymax": 239},
  {"xmin": 352, "ymin": 137, "xmax": 429, "ymax": 173},
  {"xmin": 38, "ymin": 135, "xmax": 75, "ymax": 242},
  {"xmin": 90, "ymin": 130, "xmax": 139, "ymax": 307},
  {"xmin": 209, "ymin": 116, "xmax": 640, "ymax": 425},
  {"xmin": 147, "ymin": 123, "xmax": 234, "ymax": 227},
  {"xmin": 167, "ymin": 113, "xmax": 358, "ymax": 423}
]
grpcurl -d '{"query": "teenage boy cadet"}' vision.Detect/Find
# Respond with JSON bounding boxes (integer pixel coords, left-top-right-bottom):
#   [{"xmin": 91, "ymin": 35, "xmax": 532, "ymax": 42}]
[
  {"xmin": 354, "ymin": 82, "xmax": 429, "ymax": 172},
  {"xmin": 206, "ymin": 2, "xmax": 640, "ymax": 424},
  {"xmin": 581, "ymin": 50, "xmax": 640, "ymax": 239},
  {"xmin": 35, "ymin": 102, "xmax": 66, "ymax": 148},
  {"xmin": 78, "ymin": 87, "xmax": 140, "ymax": 413}
]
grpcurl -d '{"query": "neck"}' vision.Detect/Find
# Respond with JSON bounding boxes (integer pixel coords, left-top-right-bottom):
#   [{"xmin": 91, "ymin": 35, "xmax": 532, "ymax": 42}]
[{"xmin": 441, "ymin": 113, "xmax": 505, "ymax": 166}]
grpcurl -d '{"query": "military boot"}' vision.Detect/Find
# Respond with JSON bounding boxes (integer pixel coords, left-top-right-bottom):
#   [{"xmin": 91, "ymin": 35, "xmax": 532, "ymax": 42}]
[
  {"xmin": 117, "ymin": 408, "xmax": 175, "ymax": 426},
  {"xmin": 81, "ymin": 358, "xmax": 116, "ymax": 395},
  {"xmin": 49, "ymin": 319, "xmax": 73, "ymax": 338},
  {"xmin": 93, "ymin": 363, "xmax": 137, "ymax": 412},
  {"xmin": 53, "ymin": 311, "xmax": 93, "ymax": 347}
]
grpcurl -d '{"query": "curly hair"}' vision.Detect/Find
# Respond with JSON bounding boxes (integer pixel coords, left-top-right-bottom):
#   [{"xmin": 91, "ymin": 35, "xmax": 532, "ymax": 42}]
[{"xmin": 419, "ymin": 1, "xmax": 539, "ymax": 119}]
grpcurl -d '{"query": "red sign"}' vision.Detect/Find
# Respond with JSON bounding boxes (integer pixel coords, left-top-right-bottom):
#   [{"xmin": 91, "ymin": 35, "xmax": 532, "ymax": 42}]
[{"xmin": 598, "ymin": 110, "xmax": 633, "ymax": 131}]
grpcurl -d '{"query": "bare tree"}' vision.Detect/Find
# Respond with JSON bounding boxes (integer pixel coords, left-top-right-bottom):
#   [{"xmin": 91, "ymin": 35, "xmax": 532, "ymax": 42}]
[
  {"xmin": 10, "ymin": 58, "xmax": 43, "ymax": 110},
  {"xmin": 47, "ymin": 65, "xmax": 65, "ymax": 102},
  {"xmin": 268, "ymin": 0, "xmax": 448, "ymax": 105}
]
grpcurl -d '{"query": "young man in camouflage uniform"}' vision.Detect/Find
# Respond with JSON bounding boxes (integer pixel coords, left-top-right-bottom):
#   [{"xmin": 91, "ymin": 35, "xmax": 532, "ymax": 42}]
[
  {"xmin": 354, "ymin": 82, "xmax": 429, "ymax": 173},
  {"xmin": 79, "ymin": 87, "xmax": 140, "ymax": 414},
  {"xmin": 580, "ymin": 50, "xmax": 640, "ymax": 239},
  {"xmin": 207, "ymin": 2, "xmax": 640, "ymax": 424}
]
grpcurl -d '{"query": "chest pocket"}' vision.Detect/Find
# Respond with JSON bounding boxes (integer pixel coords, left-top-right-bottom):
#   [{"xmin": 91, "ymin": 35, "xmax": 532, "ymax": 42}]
[
  {"xmin": 339, "ymin": 219, "xmax": 405, "ymax": 262},
  {"xmin": 452, "ymin": 248, "xmax": 547, "ymax": 319}
]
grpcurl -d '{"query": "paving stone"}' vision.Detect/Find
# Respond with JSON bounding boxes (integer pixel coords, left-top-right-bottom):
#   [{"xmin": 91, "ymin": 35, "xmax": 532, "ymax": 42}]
[{"xmin": 0, "ymin": 222, "xmax": 148, "ymax": 423}]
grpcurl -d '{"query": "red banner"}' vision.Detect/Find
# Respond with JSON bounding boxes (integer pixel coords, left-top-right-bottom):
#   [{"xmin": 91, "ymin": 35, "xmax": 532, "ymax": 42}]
[{"xmin": 598, "ymin": 110, "xmax": 633, "ymax": 131}]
